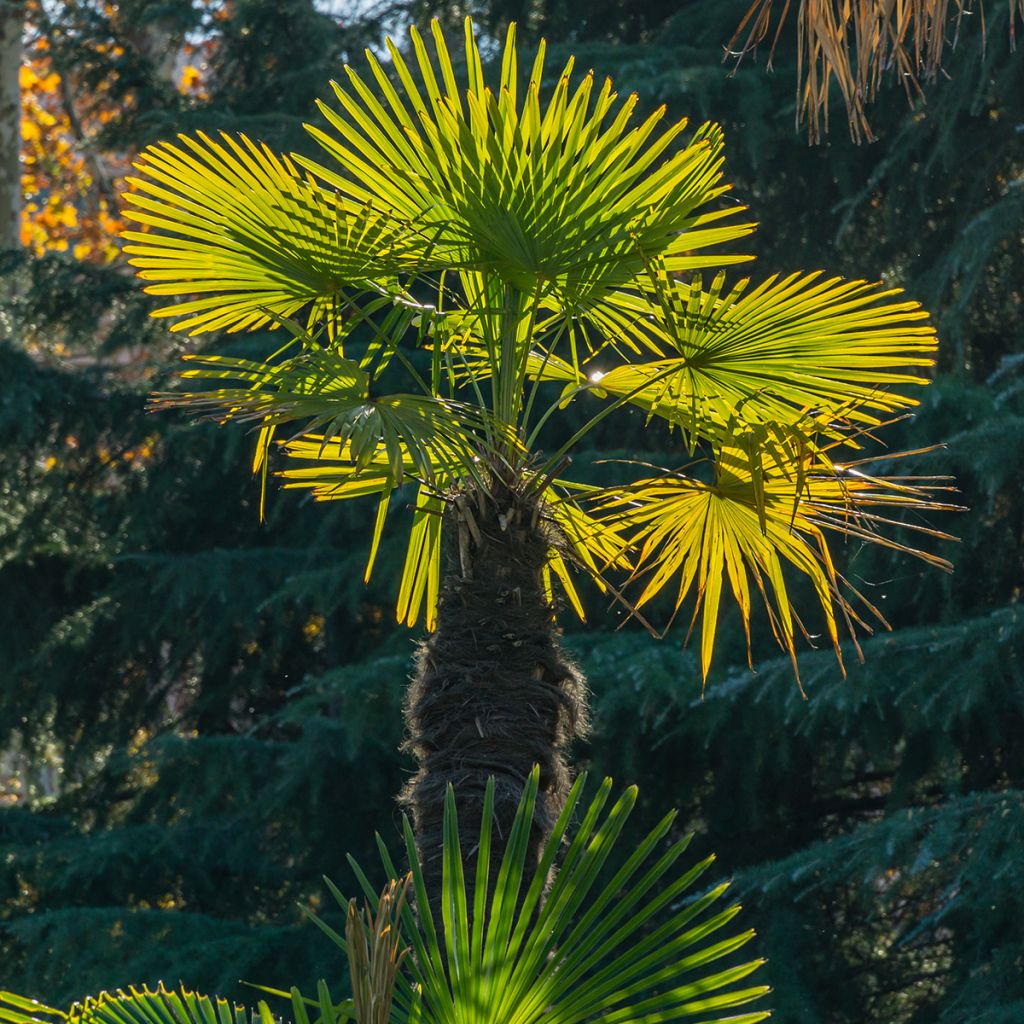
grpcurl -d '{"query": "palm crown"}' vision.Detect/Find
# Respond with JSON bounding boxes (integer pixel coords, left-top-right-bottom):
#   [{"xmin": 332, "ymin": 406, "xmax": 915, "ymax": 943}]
[{"xmin": 125, "ymin": 18, "xmax": 955, "ymax": 682}]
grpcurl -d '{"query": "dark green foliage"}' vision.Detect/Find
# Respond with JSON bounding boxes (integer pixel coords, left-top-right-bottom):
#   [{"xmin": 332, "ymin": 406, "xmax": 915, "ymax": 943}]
[{"xmin": 1, "ymin": 1, "xmax": 1022, "ymax": 1021}]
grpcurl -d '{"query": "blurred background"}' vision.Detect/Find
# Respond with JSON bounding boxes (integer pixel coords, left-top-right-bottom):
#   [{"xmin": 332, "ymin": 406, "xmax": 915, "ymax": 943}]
[{"xmin": 0, "ymin": 2, "xmax": 1022, "ymax": 1021}]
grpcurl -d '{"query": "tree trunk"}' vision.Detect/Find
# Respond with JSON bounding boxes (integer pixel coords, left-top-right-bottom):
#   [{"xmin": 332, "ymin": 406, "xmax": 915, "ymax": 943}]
[
  {"xmin": 399, "ymin": 478, "xmax": 588, "ymax": 922},
  {"xmin": 0, "ymin": 2, "xmax": 22, "ymax": 252}
]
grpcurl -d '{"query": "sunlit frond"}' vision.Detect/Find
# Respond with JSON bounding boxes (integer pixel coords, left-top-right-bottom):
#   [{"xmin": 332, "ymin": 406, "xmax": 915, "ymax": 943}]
[
  {"xmin": 150, "ymin": 348, "xmax": 488, "ymax": 487},
  {"xmin": 334, "ymin": 770, "xmax": 771, "ymax": 1024},
  {"xmin": 0, "ymin": 986, "xmax": 273, "ymax": 1024},
  {"xmin": 596, "ymin": 446, "xmax": 958, "ymax": 683},
  {"xmin": 300, "ymin": 21, "xmax": 753, "ymax": 305},
  {"xmin": 279, "ymin": 436, "xmax": 458, "ymax": 627},
  {"xmin": 584, "ymin": 270, "xmax": 937, "ymax": 447},
  {"xmin": 542, "ymin": 486, "xmax": 634, "ymax": 620},
  {"xmin": 122, "ymin": 131, "xmax": 421, "ymax": 335},
  {"xmin": 398, "ymin": 485, "xmax": 445, "ymax": 629}
]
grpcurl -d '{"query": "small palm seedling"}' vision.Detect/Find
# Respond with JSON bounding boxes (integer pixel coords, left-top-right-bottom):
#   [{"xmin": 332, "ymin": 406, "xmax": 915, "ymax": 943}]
[{"xmin": 124, "ymin": 18, "xmax": 958, "ymax": 895}]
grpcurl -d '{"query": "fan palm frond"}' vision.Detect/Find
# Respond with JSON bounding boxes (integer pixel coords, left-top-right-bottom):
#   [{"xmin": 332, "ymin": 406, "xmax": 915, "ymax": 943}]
[
  {"xmin": 1, "ymin": 986, "xmax": 351, "ymax": 1024},
  {"xmin": 581, "ymin": 269, "xmax": 937, "ymax": 447},
  {"xmin": 151, "ymin": 348, "xmax": 490, "ymax": 487},
  {"xmin": 594, "ymin": 444, "xmax": 959, "ymax": 683},
  {"xmin": 301, "ymin": 23, "xmax": 754, "ymax": 304},
  {"xmin": 122, "ymin": 132, "xmax": 430, "ymax": 335},
  {"xmin": 541, "ymin": 486, "xmax": 633, "ymax": 620}
]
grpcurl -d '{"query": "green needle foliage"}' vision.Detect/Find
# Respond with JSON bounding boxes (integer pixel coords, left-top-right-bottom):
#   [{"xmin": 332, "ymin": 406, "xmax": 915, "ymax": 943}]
[{"xmin": 126, "ymin": 16, "xmax": 955, "ymax": 682}]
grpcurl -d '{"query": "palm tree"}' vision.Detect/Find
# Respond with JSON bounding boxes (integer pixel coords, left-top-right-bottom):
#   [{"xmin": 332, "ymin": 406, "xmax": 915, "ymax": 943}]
[{"xmin": 123, "ymin": 19, "xmax": 955, "ymax": 910}]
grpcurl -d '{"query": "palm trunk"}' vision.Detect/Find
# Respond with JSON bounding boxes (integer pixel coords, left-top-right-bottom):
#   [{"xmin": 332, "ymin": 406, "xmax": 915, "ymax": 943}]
[{"xmin": 399, "ymin": 478, "xmax": 587, "ymax": 921}]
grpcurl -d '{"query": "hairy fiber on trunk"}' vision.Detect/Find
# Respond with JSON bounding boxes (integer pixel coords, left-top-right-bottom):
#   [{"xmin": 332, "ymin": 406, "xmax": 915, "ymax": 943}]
[{"xmin": 399, "ymin": 481, "xmax": 587, "ymax": 921}]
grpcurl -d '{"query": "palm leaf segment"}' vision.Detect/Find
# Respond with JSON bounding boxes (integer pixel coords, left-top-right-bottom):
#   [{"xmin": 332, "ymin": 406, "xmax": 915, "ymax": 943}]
[
  {"xmin": 0, "ymin": 987, "xmax": 350, "ymax": 1024},
  {"xmin": 322, "ymin": 767, "xmax": 770, "ymax": 1024},
  {"xmin": 127, "ymin": 17, "xmax": 954, "ymax": 680}
]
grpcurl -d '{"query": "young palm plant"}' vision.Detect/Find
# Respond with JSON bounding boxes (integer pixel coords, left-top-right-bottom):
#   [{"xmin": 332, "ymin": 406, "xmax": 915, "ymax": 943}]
[
  {"xmin": 334, "ymin": 768, "xmax": 771, "ymax": 1024},
  {"xmin": 124, "ymin": 19, "xmax": 955, "ymax": 907},
  {"xmin": 0, "ymin": 771, "xmax": 771, "ymax": 1024}
]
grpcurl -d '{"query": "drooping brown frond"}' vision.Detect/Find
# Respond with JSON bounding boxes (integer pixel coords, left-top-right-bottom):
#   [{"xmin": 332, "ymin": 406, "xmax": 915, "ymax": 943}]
[{"xmin": 727, "ymin": 1, "xmax": 1023, "ymax": 142}]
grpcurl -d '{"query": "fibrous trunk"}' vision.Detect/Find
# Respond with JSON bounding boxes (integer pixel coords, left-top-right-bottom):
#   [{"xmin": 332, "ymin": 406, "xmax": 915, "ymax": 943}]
[{"xmin": 400, "ymin": 479, "xmax": 587, "ymax": 921}]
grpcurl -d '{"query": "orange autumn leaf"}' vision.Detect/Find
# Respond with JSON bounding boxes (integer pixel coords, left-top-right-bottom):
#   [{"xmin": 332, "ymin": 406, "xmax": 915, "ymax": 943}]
[{"xmin": 19, "ymin": 20, "xmax": 138, "ymax": 264}]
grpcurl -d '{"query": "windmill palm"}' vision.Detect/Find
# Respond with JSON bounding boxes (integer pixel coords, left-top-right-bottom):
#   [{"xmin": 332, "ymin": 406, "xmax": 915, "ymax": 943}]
[{"xmin": 123, "ymin": 19, "xmax": 955, "ymax": 910}]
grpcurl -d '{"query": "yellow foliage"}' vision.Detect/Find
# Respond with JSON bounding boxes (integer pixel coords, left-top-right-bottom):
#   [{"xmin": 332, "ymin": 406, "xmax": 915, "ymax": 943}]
[
  {"xmin": 19, "ymin": 26, "xmax": 134, "ymax": 264},
  {"xmin": 179, "ymin": 64, "xmax": 201, "ymax": 90}
]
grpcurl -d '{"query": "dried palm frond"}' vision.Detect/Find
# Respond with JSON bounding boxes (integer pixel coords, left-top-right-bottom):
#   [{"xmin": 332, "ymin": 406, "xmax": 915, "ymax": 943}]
[
  {"xmin": 727, "ymin": 1, "xmax": 1024, "ymax": 142},
  {"xmin": 345, "ymin": 876, "xmax": 412, "ymax": 1024}
]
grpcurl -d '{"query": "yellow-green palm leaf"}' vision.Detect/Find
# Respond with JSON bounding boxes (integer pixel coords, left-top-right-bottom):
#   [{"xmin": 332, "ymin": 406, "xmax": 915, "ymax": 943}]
[
  {"xmin": 122, "ymin": 132, "xmax": 418, "ymax": 335},
  {"xmin": 151, "ymin": 347, "xmax": 488, "ymax": 487},
  {"xmin": 595, "ymin": 445, "xmax": 957, "ymax": 683},
  {"xmin": 300, "ymin": 22, "xmax": 753, "ymax": 303},
  {"xmin": 540, "ymin": 270, "xmax": 936, "ymax": 447}
]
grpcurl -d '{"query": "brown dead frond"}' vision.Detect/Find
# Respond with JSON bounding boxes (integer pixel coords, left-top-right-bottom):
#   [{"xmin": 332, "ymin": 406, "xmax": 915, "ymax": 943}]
[
  {"xmin": 726, "ymin": 1, "xmax": 1024, "ymax": 142},
  {"xmin": 345, "ymin": 876, "xmax": 412, "ymax": 1024}
]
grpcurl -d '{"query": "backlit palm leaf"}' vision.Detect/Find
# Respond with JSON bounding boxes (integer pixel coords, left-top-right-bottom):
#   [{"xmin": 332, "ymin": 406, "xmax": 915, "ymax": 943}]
[
  {"xmin": 122, "ymin": 132, "xmax": 419, "ymax": 335},
  {"xmin": 3, "ymin": 984, "xmax": 356, "ymax": 1024},
  {"xmin": 0, "ymin": 987, "xmax": 331, "ymax": 1024},
  {"xmin": 596, "ymin": 445, "xmax": 958, "ymax": 683},
  {"xmin": 330, "ymin": 769, "xmax": 771, "ymax": 1024},
  {"xmin": 279, "ymin": 438, "xmax": 448, "ymax": 629},
  {"xmin": 542, "ymin": 487, "xmax": 633, "ymax": 620},
  {"xmin": 301, "ymin": 23, "xmax": 753, "ymax": 303},
  {"xmin": 579, "ymin": 269, "xmax": 937, "ymax": 446},
  {"xmin": 279, "ymin": 442, "xmax": 630, "ymax": 628},
  {"xmin": 151, "ymin": 348, "xmax": 487, "ymax": 487}
]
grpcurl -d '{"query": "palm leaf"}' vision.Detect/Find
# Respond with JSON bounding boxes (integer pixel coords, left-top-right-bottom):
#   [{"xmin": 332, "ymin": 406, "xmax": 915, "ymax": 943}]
[
  {"xmin": 336, "ymin": 768, "xmax": 770, "ymax": 1024},
  {"xmin": 2, "ymin": 986, "xmax": 336, "ymax": 1024},
  {"xmin": 541, "ymin": 486, "xmax": 633, "ymax": 621},
  {"xmin": 0, "ymin": 995, "xmax": 64, "ymax": 1024},
  {"xmin": 151, "ymin": 347, "xmax": 488, "ymax": 487},
  {"xmin": 580, "ymin": 269, "xmax": 936, "ymax": 449},
  {"xmin": 396, "ymin": 484, "xmax": 445, "ymax": 630},
  {"xmin": 4, "ymin": 984, "xmax": 355, "ymax": 1024},
  {"xmin": 299, "ymin": 21, "xmax": 753, "ymax": 305},
  {"xmin": 279, "ymin": 439, "xmax": 453, "ymax": 627},
  {"xmin": 596, "ymin": 445, "xmax": 958, "ymax": 683},
  {"xmin": 122, "ymin": 132, "xmax": 419, "ymax": 335}
]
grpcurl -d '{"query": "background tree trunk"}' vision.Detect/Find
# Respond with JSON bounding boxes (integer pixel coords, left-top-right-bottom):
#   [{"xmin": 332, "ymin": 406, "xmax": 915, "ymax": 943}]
[
  {"xmin": 0, "ymin": 2, "xmax": 22, "ymax": 252},
  {"xmin": 399, "ymin": 480, "xmax": 588, "ymax": 922}
]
